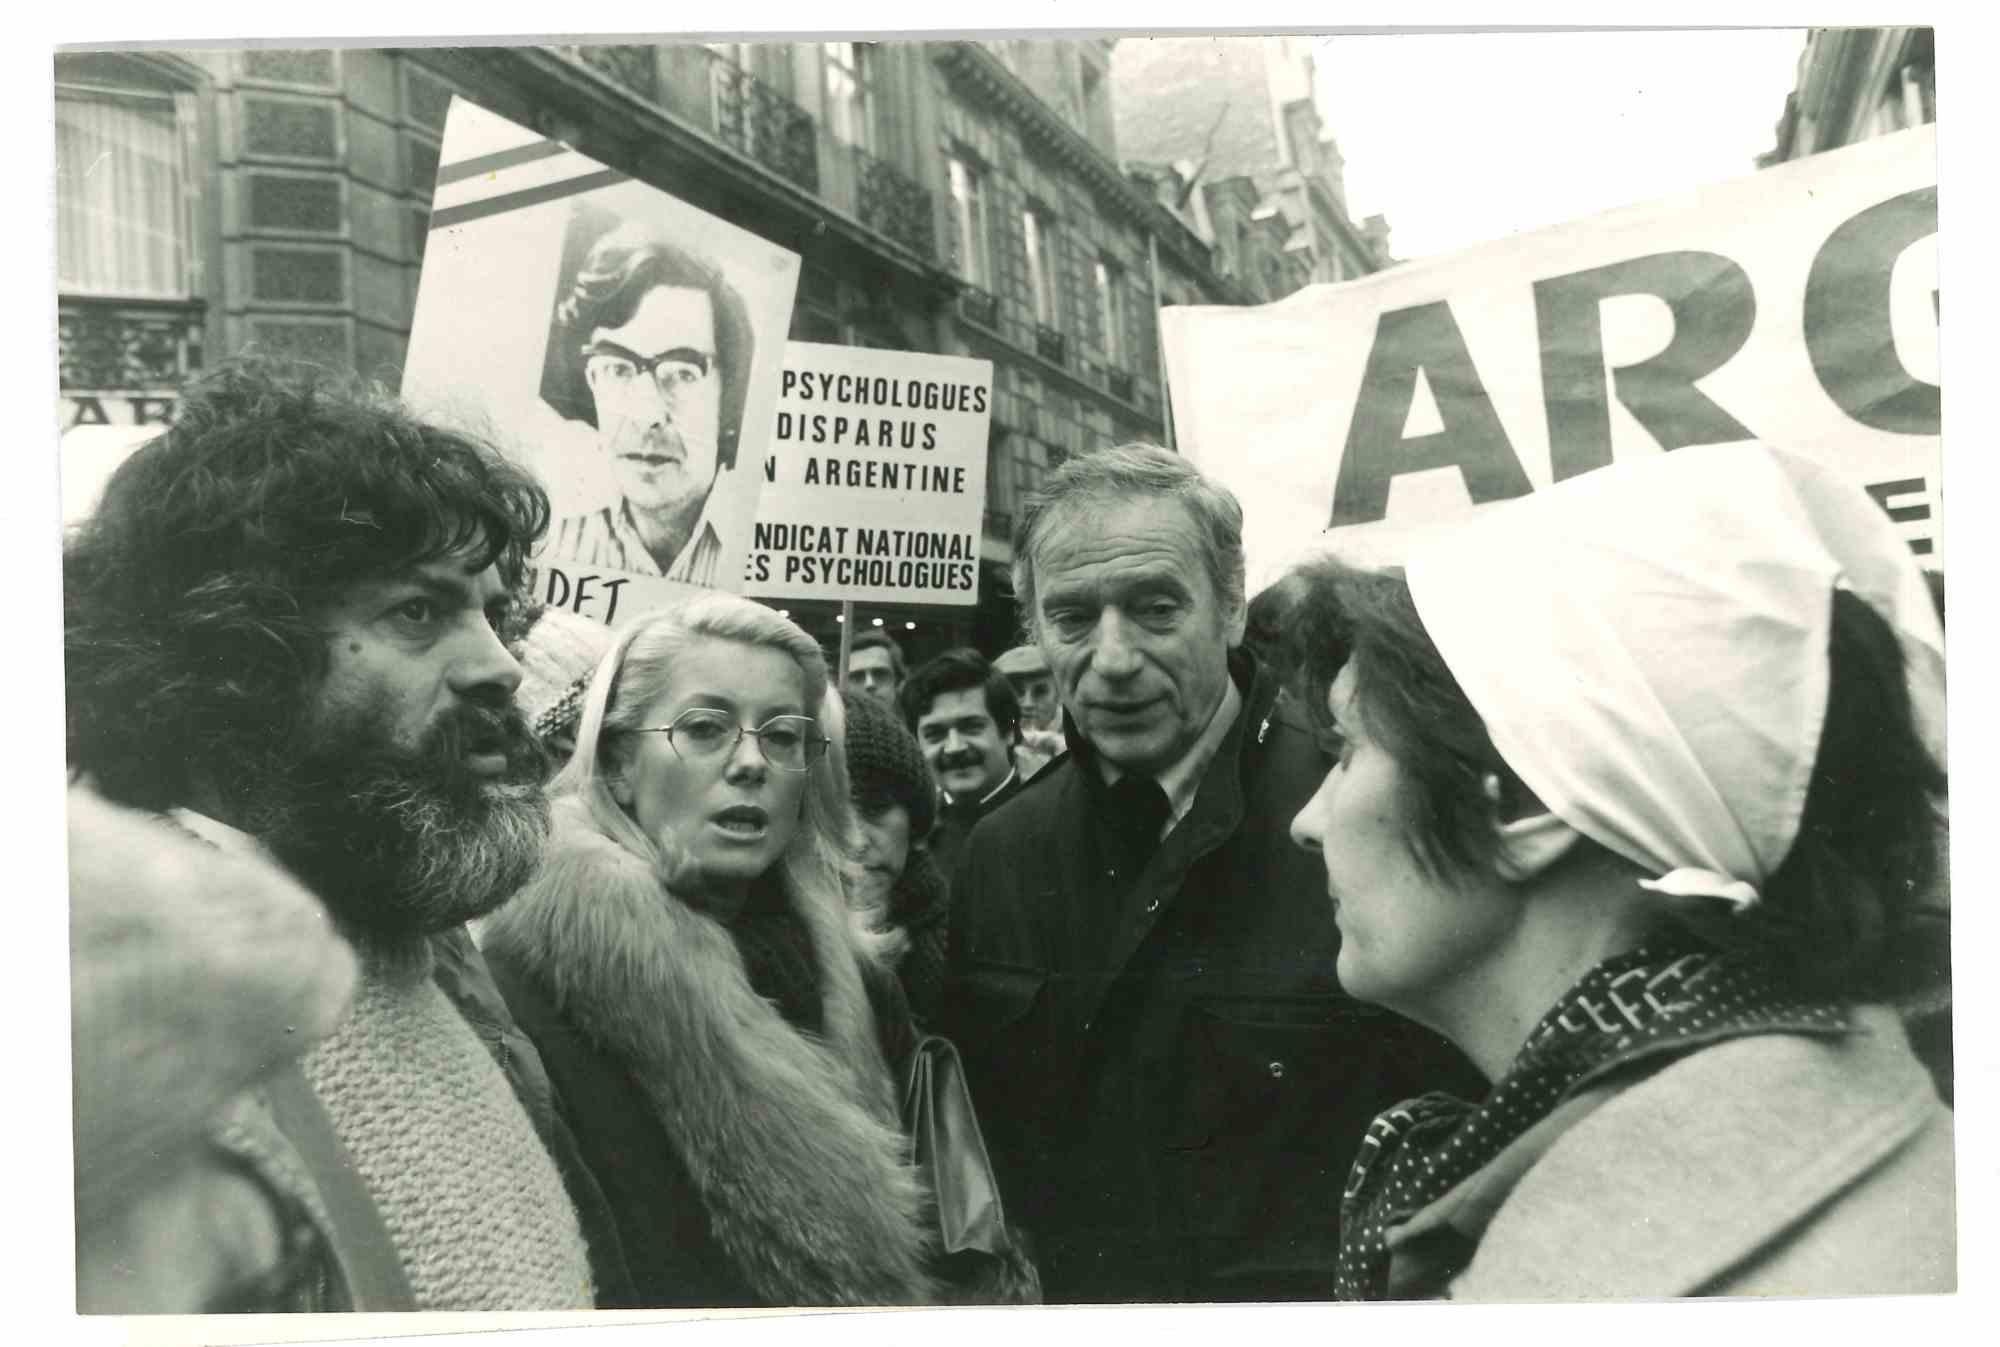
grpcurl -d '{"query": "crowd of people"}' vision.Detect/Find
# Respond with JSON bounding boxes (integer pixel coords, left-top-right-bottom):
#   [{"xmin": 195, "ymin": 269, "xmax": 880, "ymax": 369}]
[{"xmin": 66, "ymin": 357, "xmax": 1953, "ymax": 1314}]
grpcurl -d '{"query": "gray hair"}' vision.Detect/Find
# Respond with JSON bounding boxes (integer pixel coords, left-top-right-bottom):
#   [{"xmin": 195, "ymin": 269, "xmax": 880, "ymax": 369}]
[{"xmin": 1010, "ymin": 442, "xmax": 1247, "ymax": 639}]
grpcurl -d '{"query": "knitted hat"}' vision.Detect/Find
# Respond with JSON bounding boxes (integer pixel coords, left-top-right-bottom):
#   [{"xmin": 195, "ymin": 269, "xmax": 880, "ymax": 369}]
[
  {"xmin": 513, "ymin": 603, "xmax": 616, "ymax": 743},
  {"xmin": 69, "ymin": 785, "xmax": 358, "ymax": 1231},
  {"xmin": 842, "ymin": 689, "xmax": 937, "ymax": 838}
]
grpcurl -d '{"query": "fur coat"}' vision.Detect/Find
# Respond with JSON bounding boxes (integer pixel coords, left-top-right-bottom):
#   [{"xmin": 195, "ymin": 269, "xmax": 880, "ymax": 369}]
[{"xmin": 481, "ymin": 799, "xmax": 938, "ymax": 1307}]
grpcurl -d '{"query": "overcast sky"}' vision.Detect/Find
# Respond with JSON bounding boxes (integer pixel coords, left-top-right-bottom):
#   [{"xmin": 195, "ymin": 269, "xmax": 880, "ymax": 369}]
[{"xmin": 1314, "ymin": 29, "xmax": 1810, "ymax": 262}]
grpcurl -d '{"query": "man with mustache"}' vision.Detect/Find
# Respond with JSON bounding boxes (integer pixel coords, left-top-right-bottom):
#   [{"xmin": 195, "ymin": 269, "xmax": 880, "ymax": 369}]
[
  {"xmin": 937, "ymin": 445, "xmax": 1483, "ymax": 1304},
  {"xmin": 64, "ymin": 359, "xmax": 595, "ymax": 1311},
  {"xmin": 545, "ymin": 224, "xmax": 755, "ymax": 586},
  {"xmin": 899, "ymin": 647, "xmax": 1026, "ymax": 878}
]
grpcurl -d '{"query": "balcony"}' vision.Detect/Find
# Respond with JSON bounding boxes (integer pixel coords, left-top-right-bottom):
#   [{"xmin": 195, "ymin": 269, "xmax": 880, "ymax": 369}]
[
  {"xmin": 846, "ymin": 142, "xmax": 935, "ymax": 261},
  {"xmin": 1108, "ymin": 368, "xmax": 1134, "ymax": 402},
  {"xmin": 59, "ymin": 296, "xmax": 206, "ymax": 392},
  {"xmin": 958, "ymin": 284, "xmax": 999, "ymax": 329},
  {"xmin": 574, "ymin": 44, "xmax": 659, "ymax": 102},
  {"xmin": 1035, "ymin": 324, "xmax": 1067, "ymax": 367},
  {"xmin": 706, "ymin": 56, "xmax": 819, "ymax": 195},
  {"xmin": 557, "ymin": 46, "xmax": 937, "ymax": 265},
  {"xmin": 983, "ymin": 508, "xmax": 1014, "ymax": 540}
]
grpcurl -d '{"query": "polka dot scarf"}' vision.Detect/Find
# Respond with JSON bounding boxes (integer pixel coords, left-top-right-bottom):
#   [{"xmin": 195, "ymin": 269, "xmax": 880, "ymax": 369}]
[{"xmin": 1332, "ymin": 942, "xmax": 1852, "ymax": 1300}]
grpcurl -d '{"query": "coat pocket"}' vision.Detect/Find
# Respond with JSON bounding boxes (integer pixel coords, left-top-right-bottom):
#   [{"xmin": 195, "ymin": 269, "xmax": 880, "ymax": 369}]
[{"xmin": 1167, "ymin": 995, "xmax": 1415, "ymax": 1253}]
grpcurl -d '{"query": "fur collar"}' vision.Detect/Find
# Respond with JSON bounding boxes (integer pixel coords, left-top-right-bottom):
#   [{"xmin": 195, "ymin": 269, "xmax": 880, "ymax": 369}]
[{"xmin": 482, "ymin": 798, "xmax": 936, "ymax": 1305}]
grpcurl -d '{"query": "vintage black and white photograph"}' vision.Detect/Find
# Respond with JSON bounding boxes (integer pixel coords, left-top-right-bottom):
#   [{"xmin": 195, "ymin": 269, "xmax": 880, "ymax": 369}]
[
  {"xmin": 398, "ymin": 95, "xmax": 802, "ymax": 623},
  {"xmin": 42, "ymin": 16, "xmax": 1974, "ymax": 1341}
]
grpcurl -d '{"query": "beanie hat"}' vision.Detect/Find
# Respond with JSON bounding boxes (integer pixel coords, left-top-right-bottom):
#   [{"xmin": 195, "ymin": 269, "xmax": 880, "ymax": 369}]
[
  {"xmin": 842, "ymin": 689, "xmax": 937, "ymax": 839},
  {"xmin": 513, "ymin": 603, "xmax": 616, "ymax": 743},
  {"xmin": 69, "ymin": 784, "xmax": 358, "ymax": 1232}
]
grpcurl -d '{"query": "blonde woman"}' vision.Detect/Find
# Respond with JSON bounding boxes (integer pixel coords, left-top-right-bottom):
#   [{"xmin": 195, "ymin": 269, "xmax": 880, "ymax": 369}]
[{"xmin": 481, "ymin": 595, "xmax": 935, "ymax": 1306}]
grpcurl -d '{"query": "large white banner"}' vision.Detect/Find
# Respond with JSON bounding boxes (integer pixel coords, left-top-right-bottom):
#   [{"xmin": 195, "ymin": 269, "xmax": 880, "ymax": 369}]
[
  {"xmin": 744, "ymin": 341, "xmax": 992, "ymax": 606},
  {"xmin": 403, "ymin": 98, "xmax": 801, "ymax": 627},
  {"xmin": 1162, "ymin": 125, "xmax": 1940, "ymax": 591}
]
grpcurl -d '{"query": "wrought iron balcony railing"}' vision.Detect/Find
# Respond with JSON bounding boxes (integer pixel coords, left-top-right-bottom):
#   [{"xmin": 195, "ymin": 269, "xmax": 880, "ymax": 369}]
[
  {"xmin": 575, "ymin": 44, "xmax": 660, "ymax": 102},
  {"xmin": 706, "ymin": 55, "xmax": 820, "ymax": 194},
  {"xmin": 59, "ymin": 295, "xmax": 206, "ymax": 391},
  {"xmin": 558, "ymin": 46, "xmax": 936, "ymax": 264},
  {"xmin": 1035, "ymin": 324, "xmax": 1067, "ymax": 367},
  {"xmin": 847, "ymin": 142, "xmax": 934, "ymax": 261},
  {"xmin": 958, "ymin": 284, "xmax": 999, "ymax": 329},
  {"xmin": 1108, "ymin": 368, "xmax": 1134, "ymax": 402}
]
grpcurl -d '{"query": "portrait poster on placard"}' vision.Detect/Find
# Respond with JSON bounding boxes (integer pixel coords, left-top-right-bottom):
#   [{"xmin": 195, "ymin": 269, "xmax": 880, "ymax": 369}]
[{"xmin": 403, "ymin": 97, "xmax": 801, "ymax": 627}]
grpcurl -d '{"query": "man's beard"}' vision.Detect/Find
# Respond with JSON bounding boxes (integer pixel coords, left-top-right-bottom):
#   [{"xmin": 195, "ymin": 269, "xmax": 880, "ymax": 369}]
[{"xmin": 231, "ymin": 698, "xmax": 553, "ymax": 942}]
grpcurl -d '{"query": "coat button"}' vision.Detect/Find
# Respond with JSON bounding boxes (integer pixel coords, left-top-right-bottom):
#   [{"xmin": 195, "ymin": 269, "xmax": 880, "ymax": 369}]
[
  {"xmin": 1267, "ymin": 1060, "xmax": 1286, "ymax": 1079},
  {"xmin": 1144, "ymin": 896, "xmax": 1160, "ymax": 913}
]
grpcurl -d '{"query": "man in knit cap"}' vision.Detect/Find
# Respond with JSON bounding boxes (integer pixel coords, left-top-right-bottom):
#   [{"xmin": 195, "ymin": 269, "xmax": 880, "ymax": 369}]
[
  {"xmin": 64, "ymin": 358, "xmax": 595, "ymax": 1311},
  {"xmin": 841, "ymin": 690, "xmax": 949, "ymax": 1023}
]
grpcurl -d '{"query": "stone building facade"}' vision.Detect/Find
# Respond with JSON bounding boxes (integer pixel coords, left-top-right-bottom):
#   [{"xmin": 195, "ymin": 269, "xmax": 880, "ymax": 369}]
[
  {"xmin": 56, "ymin": 39, "xmax": 1323, "ymax": 658},
  {"xmin": 1110, "ymin": 36, "xmax": 1393, "ymax": 289},
  {"xmin": 1758, "ymin": 27, "xmax": 1935, "ymax": 166}
]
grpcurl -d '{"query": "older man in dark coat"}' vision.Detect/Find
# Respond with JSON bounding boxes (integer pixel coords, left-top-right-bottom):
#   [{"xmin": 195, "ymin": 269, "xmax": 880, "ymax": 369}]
[{"xmin": 940, "ymin": 444, "xmax": 1481, "ymax": 1304}]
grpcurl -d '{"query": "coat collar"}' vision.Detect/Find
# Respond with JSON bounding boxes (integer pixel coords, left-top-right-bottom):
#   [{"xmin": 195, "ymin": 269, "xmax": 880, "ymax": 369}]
[
  {"xmin": 480, "ymin": 799, "xmax": 936, "ymax": 1306},
  {"xmin": 1057, "ymin": 649, "xmax": 1280, "ymax": 1029},
  {"xmin": 1443, "ymin": 1006, "xmax": 1946, "ymax": 1300}
]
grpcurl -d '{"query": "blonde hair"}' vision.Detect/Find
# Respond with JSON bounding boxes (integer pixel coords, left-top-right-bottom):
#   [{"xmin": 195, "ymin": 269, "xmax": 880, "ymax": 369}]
[{"xmin": 558, "ymin": 594, "xmax": 893, "ymax": 958}]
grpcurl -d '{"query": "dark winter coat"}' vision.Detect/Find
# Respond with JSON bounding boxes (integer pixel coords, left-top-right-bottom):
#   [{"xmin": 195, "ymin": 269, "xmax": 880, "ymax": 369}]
[
  {"xmin": 940, "ymin": 648, "xmax": 1486, "ymax": 1303},
  {"xmin": 481, "ymin": 799, "xmax": 937, "ymax": 1308},
  {"xmin": 884, "ymin": 842, "xmax": 952, "ymax": 1026},
  {"xmin": 929, "ymin": 769, "xmax": 1027, "ymax": 879}
]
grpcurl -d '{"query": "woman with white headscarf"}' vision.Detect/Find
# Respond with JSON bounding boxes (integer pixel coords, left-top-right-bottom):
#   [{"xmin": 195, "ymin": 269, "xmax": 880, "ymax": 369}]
[{"xmin": 1283, "ymin": 444, "xmax": 1952, "ymax": 1301}]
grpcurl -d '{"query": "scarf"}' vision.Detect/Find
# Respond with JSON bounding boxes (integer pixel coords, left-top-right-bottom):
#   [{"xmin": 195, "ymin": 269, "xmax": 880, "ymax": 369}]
[
  {"xmin": 1333, "ymin": 943, "xmax": 1853, "ymax": 1300},
  {"xmin": 480, "ymin": 800, "xmax": 937, "ymax": 1305}
]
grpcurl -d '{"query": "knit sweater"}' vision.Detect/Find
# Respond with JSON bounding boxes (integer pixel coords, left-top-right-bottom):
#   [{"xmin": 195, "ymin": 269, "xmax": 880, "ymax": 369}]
[{"xmin": 298, "ymin": 935, "xmax": 594, "ymax": 1310}]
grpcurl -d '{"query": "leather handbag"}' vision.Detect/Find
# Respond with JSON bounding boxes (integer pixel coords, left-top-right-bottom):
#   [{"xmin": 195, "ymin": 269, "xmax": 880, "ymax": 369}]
[
  {"xmin": 901, "ymin": 1033, "xmax": 1008, "ymax": 1258},
  {"xmin": 900, "ymin": 1033, "xmax": 1039, "ymax": 1301}
]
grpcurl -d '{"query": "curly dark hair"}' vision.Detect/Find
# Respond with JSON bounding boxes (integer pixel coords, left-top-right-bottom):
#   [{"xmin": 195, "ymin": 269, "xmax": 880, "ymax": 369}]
[
  {"xmin": 64, "ymin": 358, "xmax": 551, "ymax": 812},
  {"xmin": 543, "ymin": 221, "xmax": 755, "ymax": 472},
  {"xmin": 898, "ymin": 647, "xmax": 1020, "ymax": 745},
  {"xmin": 1281, "ymin": 553, "xmax": 1947, "ymax": 1002}
]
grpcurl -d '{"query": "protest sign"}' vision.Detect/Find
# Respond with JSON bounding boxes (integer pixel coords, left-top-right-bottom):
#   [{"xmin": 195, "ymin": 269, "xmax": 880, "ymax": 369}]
[
  {"xmin": 1161, "ymin": 124, "xmax": 1941, "ymax": 591},
  {"xmin": 401, "ymin": 98, "xmax": 801, "ymax": 628},
  {"xmin": 744, "ymin": 341, "xmax": 992, "ymax": 606}
]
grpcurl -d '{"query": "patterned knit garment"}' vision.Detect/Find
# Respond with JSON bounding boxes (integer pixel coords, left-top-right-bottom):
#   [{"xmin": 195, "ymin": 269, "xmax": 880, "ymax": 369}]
[
  {"xmin": 299, "ymin": 939, "xmax": 594, "ymax": 1310},
  {"xmin": 1333, "ymin": 943, "xmax": 1852, "ymax": 1300}
]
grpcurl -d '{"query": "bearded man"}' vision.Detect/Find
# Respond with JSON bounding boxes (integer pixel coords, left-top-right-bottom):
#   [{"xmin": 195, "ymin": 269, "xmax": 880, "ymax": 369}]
[{"xmin": 63, "ymin": 359, "xmax": 595, "ymax": 1311}]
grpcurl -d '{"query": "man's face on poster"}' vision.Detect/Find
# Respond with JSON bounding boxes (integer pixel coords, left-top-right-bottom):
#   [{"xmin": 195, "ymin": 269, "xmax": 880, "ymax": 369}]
[{"xmin": 584, "ymin": 284, "xmax": 724, "ymax": 519}]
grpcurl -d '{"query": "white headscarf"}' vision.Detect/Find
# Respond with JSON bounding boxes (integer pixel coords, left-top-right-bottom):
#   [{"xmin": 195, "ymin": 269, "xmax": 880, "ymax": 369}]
[{"xmin": 1403, "ymin": 444, "xmax": 1945, "ymax": 909}]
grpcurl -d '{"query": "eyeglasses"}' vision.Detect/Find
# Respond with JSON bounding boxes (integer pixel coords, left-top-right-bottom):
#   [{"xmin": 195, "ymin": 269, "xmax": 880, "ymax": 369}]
[
  {"xmin": 636, "ymin": 708, "xmax": 828, "ymax": 773},
  {"xmin": 582, "ymin": 341, "xmax": 714, "ymax": 399}
]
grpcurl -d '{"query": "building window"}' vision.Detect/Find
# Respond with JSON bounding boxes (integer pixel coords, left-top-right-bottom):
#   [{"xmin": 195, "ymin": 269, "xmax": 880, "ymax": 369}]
[
  {"xmin": 1024, "ymin": 206, "xmax": 1059, "ymax": 327},
  {"xmin": 948, "ymin": 154, "xmax": 991, "ymax": 286},
  {"xmin": 1095, "ymin": 258, "xmax": 1128, "ymax": 367},
  {"xmin": 57, "ymin": 84, "xmax": 195, "ymax": 299},
  {"xmin": 822, "ymin": 41, "xmax": 872, "ymax": 150}
]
